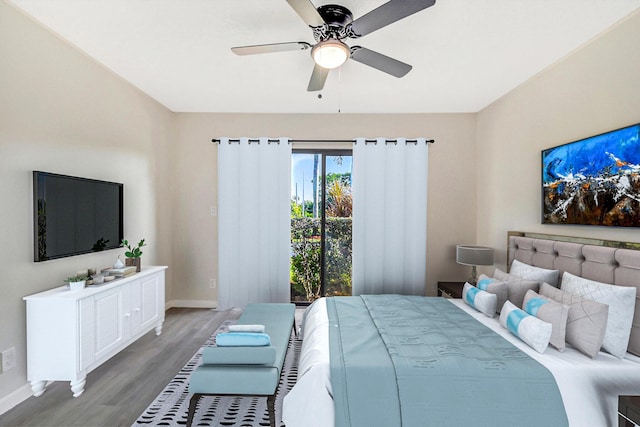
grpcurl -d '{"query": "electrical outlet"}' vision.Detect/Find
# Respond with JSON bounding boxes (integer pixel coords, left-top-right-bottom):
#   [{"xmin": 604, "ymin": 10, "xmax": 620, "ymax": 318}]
[
  {"xmin": 210, "ymin": 206, "xmax": 217, "ymax": 217},
  {"xmin": 1, "ymin": 347, "xmax": 16, "ymax": 373},
  {"xmin": 209, "ymin": 278, "xmax": 217, "ymax": 289}
]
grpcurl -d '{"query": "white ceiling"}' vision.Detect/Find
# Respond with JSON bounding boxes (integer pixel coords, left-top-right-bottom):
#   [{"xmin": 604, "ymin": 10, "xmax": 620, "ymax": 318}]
[{"xmin": 8, "ymin": 0, "xmax": 640, "ymax": 114}]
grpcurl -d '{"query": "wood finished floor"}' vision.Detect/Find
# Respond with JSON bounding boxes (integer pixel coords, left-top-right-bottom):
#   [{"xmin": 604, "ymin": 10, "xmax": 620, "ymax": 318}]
[{"xmin": 0, "ymin": 307, "xmax": 238, "ymax": 427}]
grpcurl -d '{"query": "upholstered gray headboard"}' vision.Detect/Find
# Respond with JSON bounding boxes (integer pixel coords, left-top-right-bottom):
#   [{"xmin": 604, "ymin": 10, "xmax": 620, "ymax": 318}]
[{"xmin": 507, "ymin": 231, "xmax": 640, "ymax": 357}]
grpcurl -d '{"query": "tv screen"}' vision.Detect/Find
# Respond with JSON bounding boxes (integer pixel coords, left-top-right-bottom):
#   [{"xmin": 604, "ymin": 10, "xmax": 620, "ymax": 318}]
[{"xmin": 33, "ymin": 171, "xmax": 124, "ymax": 262}]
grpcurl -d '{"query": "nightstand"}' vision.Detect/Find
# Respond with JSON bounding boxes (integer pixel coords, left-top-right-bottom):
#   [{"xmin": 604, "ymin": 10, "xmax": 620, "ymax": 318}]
[
  {"xmin": 437, "ymin": 282, "xmax": 465, "ymax": 299},
  {"xmin": 619, "ymin": 395, "xmax": 640, "ymax": 426}
]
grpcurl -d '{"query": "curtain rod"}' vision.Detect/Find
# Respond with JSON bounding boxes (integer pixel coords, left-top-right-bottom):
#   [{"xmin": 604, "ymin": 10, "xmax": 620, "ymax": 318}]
[{"xmin": 211, "ymin": 138, "xmax": 435, "ymax": 144}]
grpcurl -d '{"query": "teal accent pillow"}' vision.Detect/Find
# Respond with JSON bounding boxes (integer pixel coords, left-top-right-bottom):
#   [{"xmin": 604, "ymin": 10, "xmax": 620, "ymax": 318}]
[
  {"xmin": 463, "ymin": 282, "xmax": 497, "ymax": 318},
  {"xmin": 477, "ymin": 274, "xmax": 508, "ymax": 313},
  {"xmin": 523, "ymin": 290, "xmax": 569, "ymax": 351},
  {"xmin": 500, "ymin": 300, "xmax": 552, "ymax": 353}
]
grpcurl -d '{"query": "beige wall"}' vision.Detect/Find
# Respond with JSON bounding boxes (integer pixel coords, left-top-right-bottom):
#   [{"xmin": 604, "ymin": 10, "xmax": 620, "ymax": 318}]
[
  {"xmin": 476, "ymin": 11, "xmax": 640, "ymax": 270},
  {"xmin": 172, "ymin": 113, "xmax": 478, "ymax": 306},
  {"xmin": 0, "ymin": 2, "xmax": 173, "ymax": 402}
]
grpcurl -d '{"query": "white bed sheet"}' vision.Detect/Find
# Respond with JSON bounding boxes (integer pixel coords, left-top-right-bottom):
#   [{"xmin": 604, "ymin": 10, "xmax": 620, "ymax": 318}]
[{"xmin": 282, "ymin": 298, "xmax": 640, "ymax": 427}]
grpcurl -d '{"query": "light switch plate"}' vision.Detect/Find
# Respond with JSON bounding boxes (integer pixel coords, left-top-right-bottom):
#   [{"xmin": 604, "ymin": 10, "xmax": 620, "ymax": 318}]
[{"xmin": 1, "ymin": 347, "xmax": 16, "ymax": 373}]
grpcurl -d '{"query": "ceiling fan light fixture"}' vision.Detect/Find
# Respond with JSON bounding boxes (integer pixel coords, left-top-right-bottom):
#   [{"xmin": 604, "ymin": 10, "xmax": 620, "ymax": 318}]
[{"xmin": 312, "ymin": 39, "xmax": 350, "ymax": 69}]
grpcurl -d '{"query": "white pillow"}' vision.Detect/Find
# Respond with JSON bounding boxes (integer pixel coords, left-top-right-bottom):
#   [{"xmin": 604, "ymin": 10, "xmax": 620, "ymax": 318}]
[
  {"xmin": 500, "ymin": 300, "xmax": 552, "ymax": 354},
  {"xmin": 561, "ymin": 272, "xmax": 636, "ymax": 358},
  {"xmin": 510, "ymin": 259, "xmax": 560, "ymax": 286},
  {"xmin": 462, "ymin": 282, "xmax": 497, "ymax": 318}
]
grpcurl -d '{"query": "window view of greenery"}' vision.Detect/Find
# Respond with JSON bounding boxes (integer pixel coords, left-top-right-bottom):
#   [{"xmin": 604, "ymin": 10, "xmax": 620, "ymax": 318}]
[{"xmin": 291, "ymin": 152, "xmax": 352, "ymax": 302}]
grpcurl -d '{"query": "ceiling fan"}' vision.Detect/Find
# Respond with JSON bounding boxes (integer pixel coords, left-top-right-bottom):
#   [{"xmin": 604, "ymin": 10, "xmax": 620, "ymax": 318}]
[{"xmin": 231, "ymin": 0, "xmax": 436, "ymax": 91}]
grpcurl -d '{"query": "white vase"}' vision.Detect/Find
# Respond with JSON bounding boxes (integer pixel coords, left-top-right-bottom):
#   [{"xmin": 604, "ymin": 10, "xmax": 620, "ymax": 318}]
[{"xmin": 69, "ymin": 280, "xmax": 86, "ymax": 291}]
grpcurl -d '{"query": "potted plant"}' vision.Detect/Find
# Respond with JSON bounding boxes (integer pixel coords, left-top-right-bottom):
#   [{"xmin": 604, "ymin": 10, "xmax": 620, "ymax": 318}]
[
  {"xmin": 66, "ymin": 275, "xmax": 87, "ymax": 291},
  {"xmin": 122, "ymin": 238, "xmax": 146, "ymax": 272}
]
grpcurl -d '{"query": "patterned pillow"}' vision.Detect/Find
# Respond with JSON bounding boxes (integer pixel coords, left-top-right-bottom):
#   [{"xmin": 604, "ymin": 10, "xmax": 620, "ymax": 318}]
[
  {"xmin": 462, "ymin": 282, "xmax": 497, "ymax": 318},
  {"xmin": 522, "ymin": 290, "xmax": 569, "ymax": 351},
  {"xmin": 477, "ymin": 274, "xmax": 508, "ymax": 313},
  {"xmin": 510, "ymin": 259, "xmax": 560, "ymax": 286},
  {"xmin": 493, "ymin": 268, "xmax": 539, "ymax": 309},
  {"xmin": 539, "ymin": 282, "xmax": 608, "ymax": 358},
  {"xmin": 561, "ymin": 272, "xmax": 636, "ymax": 358},
  {"xmin": 500, "ymin": 300, "xmax": 552, "ymax": 353}
]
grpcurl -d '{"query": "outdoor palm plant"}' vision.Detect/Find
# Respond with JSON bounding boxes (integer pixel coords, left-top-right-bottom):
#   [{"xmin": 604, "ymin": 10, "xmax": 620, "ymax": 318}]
[{"xmin": 326, "ymin": 180, "xmax": 352, "ymax": 217}]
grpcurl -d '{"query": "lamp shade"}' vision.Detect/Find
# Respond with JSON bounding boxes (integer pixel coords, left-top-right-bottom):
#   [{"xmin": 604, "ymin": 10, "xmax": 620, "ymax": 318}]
[{"xmin": 456, "ymin": 245, "xmax": 494, "ymax": 266}]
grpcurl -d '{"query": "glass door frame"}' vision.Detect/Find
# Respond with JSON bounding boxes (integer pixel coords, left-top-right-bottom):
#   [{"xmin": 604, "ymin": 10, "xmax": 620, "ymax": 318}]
[{"xmin": 292, "ymin": 148, "xmax": 352, "ymax": 300}]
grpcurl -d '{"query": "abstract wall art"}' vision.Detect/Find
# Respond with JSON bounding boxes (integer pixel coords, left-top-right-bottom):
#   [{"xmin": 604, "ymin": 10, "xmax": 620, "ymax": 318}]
[{"xmin": 542, "ymin": 123, "xmax": 640, "ymax": 227}]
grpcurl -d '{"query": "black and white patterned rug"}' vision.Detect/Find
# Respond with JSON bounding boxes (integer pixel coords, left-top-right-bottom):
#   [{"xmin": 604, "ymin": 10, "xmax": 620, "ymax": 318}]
[{"xmin": 132, "ymin": 319, "xmax": 301, "ymax": 427}]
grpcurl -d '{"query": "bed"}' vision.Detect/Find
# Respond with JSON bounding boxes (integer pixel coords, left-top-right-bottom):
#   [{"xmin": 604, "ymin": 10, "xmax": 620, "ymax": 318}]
[{"xmin": 282, "ymin": 231, "xmax": 640, "ymax": 427}]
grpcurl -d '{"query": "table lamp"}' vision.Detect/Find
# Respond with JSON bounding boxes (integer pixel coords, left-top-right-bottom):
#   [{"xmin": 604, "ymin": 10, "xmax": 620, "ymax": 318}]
[{"xmin": 456, "ymin": 245, "xmax": 494, "ymax": 285}]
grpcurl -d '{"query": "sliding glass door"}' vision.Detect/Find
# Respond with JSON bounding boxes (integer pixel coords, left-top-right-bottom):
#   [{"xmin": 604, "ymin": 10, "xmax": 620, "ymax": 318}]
[{"xmin": 290, "ymin": 150, "xmax": 352, "ymax": 302}]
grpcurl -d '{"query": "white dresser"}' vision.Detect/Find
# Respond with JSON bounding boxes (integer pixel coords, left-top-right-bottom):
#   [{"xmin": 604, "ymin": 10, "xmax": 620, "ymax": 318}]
[{"xmin": 23, "ymin": 266, "xmax": 166, "ymax": 397}]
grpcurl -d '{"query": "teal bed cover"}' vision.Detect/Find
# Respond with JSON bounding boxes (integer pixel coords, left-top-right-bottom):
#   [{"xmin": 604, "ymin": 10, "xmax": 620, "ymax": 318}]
[{"xmin": 326, "ymin": 295, "xmax": 568, "ymax": 427}]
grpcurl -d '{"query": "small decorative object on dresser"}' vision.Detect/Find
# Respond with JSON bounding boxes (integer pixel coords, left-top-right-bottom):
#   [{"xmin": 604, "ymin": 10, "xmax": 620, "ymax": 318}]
[
  {"xmin": 437, "ymin": 281, "xmax": 464, "ymax": 298},
  {"xmin": 122, "ymin": 238, "xmax": 146, "ymax": 273},
  {"xmin": 65, "ymin": 275, "xmax": 87, "ymax": 291},
  {"xmin": 113, "ymin": 256, "xmax": 124, "ymax": 269}
]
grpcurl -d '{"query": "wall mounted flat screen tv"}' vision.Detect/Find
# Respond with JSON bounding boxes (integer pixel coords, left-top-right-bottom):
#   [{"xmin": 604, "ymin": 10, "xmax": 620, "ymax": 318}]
[
  {"xmin": 542, "ymin": 123, "xmax": 640, "ymax": 227},
  {"xmin": 33, "ymin": 171, "xmax": 124, "ymax": 262}
]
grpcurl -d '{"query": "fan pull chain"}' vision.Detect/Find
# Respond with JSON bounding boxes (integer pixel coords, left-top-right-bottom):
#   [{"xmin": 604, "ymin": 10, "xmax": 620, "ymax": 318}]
[{"xmin": 337, "ymin": 66, "xmax": 342, "ymax": 113}]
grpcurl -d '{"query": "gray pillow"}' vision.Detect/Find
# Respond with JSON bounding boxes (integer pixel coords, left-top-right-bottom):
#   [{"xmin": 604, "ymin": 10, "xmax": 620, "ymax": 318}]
[
  {"xmin": 510, "ymin": 259, "xmax": 560, "ymax": 287},
  {"xmin": 522, "ymin": 289, "xmax": 570, "ymax": 351},
  {"xmin": 561, "ymin": 272, "xmax": 636, "ymax": 358},
  {"xmin": 539, "ymin": 282, "xmax": 608, "ymax": 358},
  {"xmin": 462, "ymin": 282, "xmax": 497, "ymax": 318},
  {"xmin": 477, "ymin": 274, "xmax": 508, "ymax": 313},
  {"xmin": 493, "ymin": 268, "xmax": 539, "ymax": 309}
]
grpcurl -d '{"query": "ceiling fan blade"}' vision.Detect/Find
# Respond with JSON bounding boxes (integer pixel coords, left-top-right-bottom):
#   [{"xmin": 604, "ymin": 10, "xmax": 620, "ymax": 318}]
[
  {"xmin": 285, "ymin": 0, "xmax": 326, "ymax": 27},
  {"xmin": 307, "ymin": 64, "xmax": 329, "ymax": 91},
  {"xmin": 350, "ymin": 46, "xmax": 412, "ymax": 78},
  {"xmin": 231, "ymin": 42, "xmax": 311, "ymax": 56},
  {"xmin": 349, "ymin": 0, "xmax": 436, "ymax": 37}
]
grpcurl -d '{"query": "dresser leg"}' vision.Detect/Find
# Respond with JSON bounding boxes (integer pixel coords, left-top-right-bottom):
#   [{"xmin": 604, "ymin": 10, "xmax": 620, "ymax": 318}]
[
  {"xmin": 70, "ymin": 377, "xmax": 86, "ymax": 397},
  {"xmin": 155, "ymin": 321, "xmax": 163, "ymax": 336},
  {"xmin": 30, "ymin": 380, "xmax": 47, "ymax": 397}
]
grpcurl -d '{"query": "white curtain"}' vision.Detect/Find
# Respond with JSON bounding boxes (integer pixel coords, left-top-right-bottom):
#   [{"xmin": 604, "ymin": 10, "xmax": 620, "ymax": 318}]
[
  {"xmin": 352, "ymin": 138, "xmax": 429, "ymax": 295},
  {"xmin": 218, "ymin": 137, "xmax": 291, "ymax": 309}
]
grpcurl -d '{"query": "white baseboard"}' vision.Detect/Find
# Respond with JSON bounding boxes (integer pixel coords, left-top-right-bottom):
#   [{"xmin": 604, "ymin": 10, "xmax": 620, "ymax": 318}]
[
  {"xmin": 165, "ymin": 299, "xmax": 217, "ymax": 309},
  {"xmin": 0, "ymin": 382, "xmax": 36, "ymax": 417}
]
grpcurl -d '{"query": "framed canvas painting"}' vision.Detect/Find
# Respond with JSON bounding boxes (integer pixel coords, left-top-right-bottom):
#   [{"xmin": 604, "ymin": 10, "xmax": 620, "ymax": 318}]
[{"xmin": 542, "ymin": 123, "xmax": 640, "ymax": 227}]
